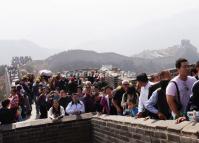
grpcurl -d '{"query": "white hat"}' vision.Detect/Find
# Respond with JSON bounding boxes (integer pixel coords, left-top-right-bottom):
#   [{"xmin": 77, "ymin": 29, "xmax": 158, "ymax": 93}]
[{"xmin": 122, "ymin": 80, "xmax": 129, "ymax": 85}]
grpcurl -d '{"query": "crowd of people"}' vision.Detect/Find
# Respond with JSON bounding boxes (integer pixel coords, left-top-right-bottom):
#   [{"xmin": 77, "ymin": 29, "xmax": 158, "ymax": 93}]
[
  {"xmin": 11, "ymin": 56, "xmax": 32, "ymax": 67},
  {"xmin": 0, "ymin": 58, "xmax": 199, "ymax": 125}
]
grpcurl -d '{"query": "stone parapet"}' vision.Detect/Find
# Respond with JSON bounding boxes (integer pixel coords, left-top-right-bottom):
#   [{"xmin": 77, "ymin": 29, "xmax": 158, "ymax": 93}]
[
  {"xmin": 91, "ymin": 114, "xmax": 199, "ymax": 143},
  {"xmin": 0, "ymin": 113, "xmax": 199, "ymax": 143}
]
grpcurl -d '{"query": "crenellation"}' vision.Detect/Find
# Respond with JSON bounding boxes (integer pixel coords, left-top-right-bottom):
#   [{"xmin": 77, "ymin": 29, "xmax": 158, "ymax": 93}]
[{"xmin": 0, "ymin": 113, "xmax": 199, "ymax": 143}]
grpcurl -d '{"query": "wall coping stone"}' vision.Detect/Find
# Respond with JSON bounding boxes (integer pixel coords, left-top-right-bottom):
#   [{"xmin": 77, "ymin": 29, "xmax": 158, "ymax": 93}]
[
  {"xmin": 0, "ymin": 113, "xmax": 198, "ymax": 138},
  {"xmin": 0, "ymin": 113, "xmax": 94, "ymax": 131},
  {"xmin": 92, "ymin": 114, "xmax": 197, "ymax": 135}
]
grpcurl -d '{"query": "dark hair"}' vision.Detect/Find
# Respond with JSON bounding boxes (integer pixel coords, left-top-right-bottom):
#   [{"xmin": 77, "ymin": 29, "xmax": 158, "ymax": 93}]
[
  {"xmin": 175, "ymin": 58, "xmax": 188, "ymax": 69},
  {"xmin": 16, "ymin": 85, "xmax": 22, "ymax": 91},
  {"xmin": 52, "ymin": 106, "xmax": 61, "ymax": 117},
  {"xmin": 127, "ymin": 98, "xmax": 136, "ymax": 105},
  {"xmin": 159, "ymin": 70, "xmax": 170, "ymax": 79},
  {"xmin": 77, "ymin": 86, "xmax": 83, "ymax": 91},
  {"xmin": 2, "ymin": 99, "xmax": 10, "ymax": 108},
  {"xmin": 190, "ymin": 67, "xmax": 197, "ymax": 76},
  {"xmin": 127, "ymin": 86, "xmax": 136, "ymax": 95},
  {"xmin": 11, "ymin": 86, "xmax": 17, "ymax": 93},
  {"xmin": 104, "ymin": 85, "xmax": 113, "ymax": 91},
  {"xmin": 136, "ymin": 73, "xmax": 148, "ymax": 82}
]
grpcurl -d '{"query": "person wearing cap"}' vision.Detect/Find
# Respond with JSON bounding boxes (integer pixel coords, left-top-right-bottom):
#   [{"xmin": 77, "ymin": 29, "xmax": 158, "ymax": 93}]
[
  {"xmin": 136, "ymin": 73, "xmax": 153, "ymax": 118},
  {"xmin": 48, "ymin": 97, "xmax": 65, "ymax": 120},
  {"xmin": 112, "ymin": 80, "xmax": 128, "ymax": 115},
  {"xmin": 66, "ymin": 93, "xmax": 85, "ymax": 115}
]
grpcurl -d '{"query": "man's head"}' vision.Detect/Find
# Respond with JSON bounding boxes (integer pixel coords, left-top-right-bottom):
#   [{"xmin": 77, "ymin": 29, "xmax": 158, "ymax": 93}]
[
  {"xmin": 175, "ymin": 58, "xmax": 189, "ymax": 78},
  {"xmin": 77, "ymin": 86, "xmax": 83, "ymax": 95},
  {"xmin": 159, "ymin": 70, "xmax": 171, "ymax": 90},
  {"xmin": 150, "ymin": 73, "xmax": 160, "ymax": 83},
  {"xmin": 122, "ymin": 80, "xmax": 130, "ymax": 92},
  {"xmin": 72, "ymin": 93, "xmax": 79, "ymax": 103},
  {"xmin": 136, "ymin": 73, "xmax": 148, "ymax": 87},
  {"xmin": 10, "ymin": 86, "xmax": 17, "ymax": 95},
  {"xmin": 60, "ymin": 90, "xmax": 67, "ymax": 97},
  {"xmin": 159, "ymin": 70, "xmax": 171, "ymax": 81},
  {"xmin": 105, "ymin": 86, "xmax": 113, "ymax": 96},
  {"xmin": 52, "ymin": 95, "xmax": 60, "ymax": 109},
  {"xmin": 2, "ymin": 99, "xmax": 10, "ymax": 108},
  {"xmin": 85, "ymin": 84, "xmax": 91, "ymax": 95}
]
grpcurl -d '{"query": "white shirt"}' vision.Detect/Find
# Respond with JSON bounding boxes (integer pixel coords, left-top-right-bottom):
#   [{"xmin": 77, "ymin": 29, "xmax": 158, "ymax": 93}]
[
  {"xmin": 65, "ymin": 101, "xmax": 85, "ymax": 115},
  {"xmin": 138, "ymin": 81, "xmax": 152, "ymax": 113},
  {"xmin": 48, "ymin": 106, "xmax": 65, "ymax": 119},
  {"xmin": 166, "ymin": 75, "xmax": 197, "ymax": 113}
]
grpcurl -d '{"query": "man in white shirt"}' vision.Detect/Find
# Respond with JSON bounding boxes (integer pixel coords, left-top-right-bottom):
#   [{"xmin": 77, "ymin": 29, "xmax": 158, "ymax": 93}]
[
  {"xmin": 136, "ymin": 73, "xmax": 153, "ymax": 118},
  {"xmin": 166, "ymin": 58, "xmax": 197, "ymax": 119},
  {"xmin": 66, "ymin": 93, "xmax": 85, "ymax": 115}
]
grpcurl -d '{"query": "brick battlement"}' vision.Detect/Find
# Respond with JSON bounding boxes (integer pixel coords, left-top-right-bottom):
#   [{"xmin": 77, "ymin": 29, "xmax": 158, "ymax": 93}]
[{"xmin": 0, "ymin": 113, "xmax": 199, "ymax": 143}]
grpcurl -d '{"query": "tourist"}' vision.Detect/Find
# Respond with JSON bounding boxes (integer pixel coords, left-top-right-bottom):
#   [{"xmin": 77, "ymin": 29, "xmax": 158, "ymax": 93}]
[
  {"xmin": 48, "ymin": 97, "xmax": 65, "ymax": 120},
  {"xmin": 145, "ymin": 71, "xmax": 172, "ymax": 120},
  {"xmin": 176, "ymin": 79, "xmax": 199, "ymax": 123},
  {"xmin": 136, "ymin": 73, "xmax": 153, "ymax": 118},
  {"xmin": 0, "ymin": 99, "xmax": 15, "ymax": 124},
  {"xmin": 82, "ymin": 84, "xmax": 95, "ymax": 113},
  {"xmin": 121, "ymin": 85, "xmax": 137, "ymax": 111},
  {"xmin": 123, "ymin": 98, "xmax": 138, "ymax": 117},
  {"xmin": 166, "ymin": 58, "xmax": 197, "ymax": 119},
  {"xmin": 112, "ymin": 80, "xmax": 127, "ymax": 115},
  {"xmin": 66, "ymin": 93, "xmax": 85, "ymax": 115},
  {"xmin": 59, "ymin": 90, "xmax": 72, "ymax": 114}
]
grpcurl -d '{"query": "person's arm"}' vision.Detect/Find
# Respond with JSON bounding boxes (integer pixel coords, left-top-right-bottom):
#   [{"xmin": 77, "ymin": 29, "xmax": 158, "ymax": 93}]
[
  {"xmin": 166, "ymin": 95, "xmax": 180, "ymax": 118},
  {"xmin": 65, "ymin": 102, "xmax": 73, "ymax": 115},
  {"xmin": 138, "ymin": 95, "xmax": 144, "ymax": 113},
  {"xmin": 60, "ymin": 106, "xmax": 65, "ymax": 117},
  {"xmin": 112, "ymin": 99, "xmax": 122, "ymax": 113},
  {"xmin": 121, "ymin": 93, "xmax": 127, "ymax": 109},
  {"xmin": 80, "ymin": 101, "xmax": 85, "ymax": 114},
  {"xmin": 48, "ymin": 107, "xmax": 54, "ymax": 119},
  {"xmin": 145, "ymin": 90, "xmax": 158, "ymax": 114},
  {"xmin": 166, "ymin": 82, "xmax": 180, "ymax": 118}
]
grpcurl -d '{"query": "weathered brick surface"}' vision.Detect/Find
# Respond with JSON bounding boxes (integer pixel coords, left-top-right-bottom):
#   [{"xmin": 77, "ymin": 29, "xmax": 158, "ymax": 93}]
[
  {"xmin": 91, "ymin": 115, "xmax": 199, "ymax": 143},
  {"xmin": 0, "ymin": 113, "xmax": 93, "ymax": 143},
  {"xmin": 1, "ymin": 114, "xmax": 199, "ymax": 143}
]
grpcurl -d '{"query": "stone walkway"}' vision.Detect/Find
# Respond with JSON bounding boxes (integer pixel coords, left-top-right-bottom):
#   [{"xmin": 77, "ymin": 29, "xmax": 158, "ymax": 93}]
[{"xmin": 24, "ymin": 103, "xmax": 39, "ymax": 122}]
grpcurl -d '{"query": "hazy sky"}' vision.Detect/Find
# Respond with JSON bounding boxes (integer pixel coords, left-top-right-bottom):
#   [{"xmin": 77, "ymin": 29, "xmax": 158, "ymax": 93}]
[{"xmin": 0, "ymin": 0, "xmax": 199, "ymax": 56}]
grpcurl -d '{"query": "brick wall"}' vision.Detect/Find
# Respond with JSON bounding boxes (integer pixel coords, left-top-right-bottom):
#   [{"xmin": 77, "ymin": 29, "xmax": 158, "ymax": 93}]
[
  {"xmin": 0, "ymin": 113, "xmax": 93, "ymax": 143},
  {"xmin": 91, "ymin": 115, "xmax": 199, "ymax": 143},
  {"xmin": 1, "ymin": 114, "xmax": 199, "ymax": 143}
]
